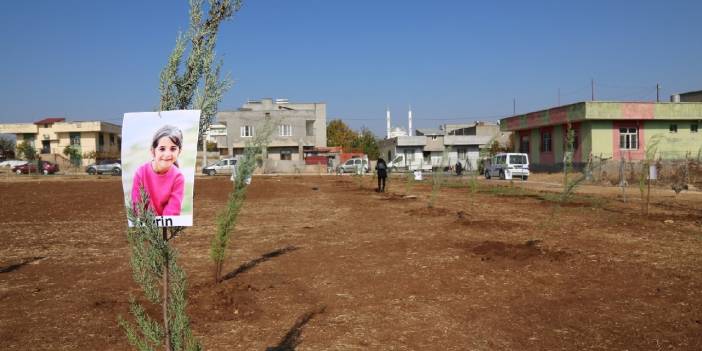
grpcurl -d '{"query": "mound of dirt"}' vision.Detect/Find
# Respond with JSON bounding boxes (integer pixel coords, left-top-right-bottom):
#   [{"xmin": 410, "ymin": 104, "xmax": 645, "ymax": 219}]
[
  {"xmin": 189, "ymin": 281, "xmax": 262, "ymax": 323},
  {"xmin": 378, "ymin": 193, "xmax": 417, "ymax": 201},
  {"xmin": 406, "ymin": 206, "xmax": 450, "ymax": 216},
  {"xmin": 469, "ymin": 240, "xmax": 569, "ymax": 262}
]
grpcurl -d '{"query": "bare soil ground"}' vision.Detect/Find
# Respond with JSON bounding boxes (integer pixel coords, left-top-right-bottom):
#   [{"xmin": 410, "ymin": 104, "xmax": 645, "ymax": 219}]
[{"xmin": 1, "ymin": 173, "xmax": 701, "ymax": 350}]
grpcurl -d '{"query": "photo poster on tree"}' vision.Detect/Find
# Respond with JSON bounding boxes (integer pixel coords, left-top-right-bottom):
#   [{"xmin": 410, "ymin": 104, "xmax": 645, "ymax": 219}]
[{"xmin": 121, "ymin": 110, "xmax": 201, "ymax": 227}]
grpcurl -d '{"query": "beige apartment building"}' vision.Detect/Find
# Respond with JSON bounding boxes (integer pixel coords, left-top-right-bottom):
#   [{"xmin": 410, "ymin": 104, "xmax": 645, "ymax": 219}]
[
  {"xmin": 0, "ymin": 117, "xmax": 122, "ymax": 166},
  {"xmin": 216, "ymin": 98, "xmax": 327, "ymax": 160}
]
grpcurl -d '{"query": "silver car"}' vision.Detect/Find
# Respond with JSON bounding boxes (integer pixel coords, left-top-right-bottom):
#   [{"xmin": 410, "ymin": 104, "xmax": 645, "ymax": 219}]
[
  {"xmin": 202, "ymin": 158, "xmax": 237, "ymax": 176},
  {"xmin": 86, "ymin": 160, "xmax": 121, "ymax": 176}
]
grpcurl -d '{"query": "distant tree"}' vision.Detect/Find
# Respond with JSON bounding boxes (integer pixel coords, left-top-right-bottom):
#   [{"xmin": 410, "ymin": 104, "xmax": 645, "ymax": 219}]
[
  {"xmin": 351, "ymin": 127, "xmax": 380, "ymax": 159},
  {"xmin": 327, "ymin": 119, "xmax": 356, "ymax": 151},
  {"xmin": 63, "ymin": 145, "xmax": 82, "ymax": 168},
  {"xmin": 0, "ymin": 136, "xmax": 16, "ymax": 159},
  {"xmin": 16, "ymin": 141, "xmax": 36, "ymax": 161},
  {"xmin": 488, "ymin": 140, "xmax": 504, "ymax": 156}
]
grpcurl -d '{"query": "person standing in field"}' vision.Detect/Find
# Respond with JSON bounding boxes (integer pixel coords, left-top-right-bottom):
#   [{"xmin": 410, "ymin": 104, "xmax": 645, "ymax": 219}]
[
  {"xmin": 375, "ymin": 157, "xmax": 388, "ymax": 192},
  {"xmin": 131, "ymin": 125, "xmax": 185, "ymax": 216},
  {"xmin": 455, "ymin": 161, "xmax": 463, "ymax": 176}
]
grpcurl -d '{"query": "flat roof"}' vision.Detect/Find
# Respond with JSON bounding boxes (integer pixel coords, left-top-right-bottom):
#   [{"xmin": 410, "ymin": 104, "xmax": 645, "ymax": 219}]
[{"xmin": 500, "ymin": 101, "xmax": 702, "ymax": 131}]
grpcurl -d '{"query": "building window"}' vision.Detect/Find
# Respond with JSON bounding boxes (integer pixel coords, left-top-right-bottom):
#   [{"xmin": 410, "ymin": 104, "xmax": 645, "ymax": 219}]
[
  {"xmin": 306, "ymin": 121, "xmax": 315, "ymax": 136},
  {"xmin": 110, "ymin": 134, "xmax": 115, "ymax": 144},
  {"xmin": 404, "ymin": 149, "xmax": 415, "ymax": 163},
  {"xmin": 23, "ymin": 133, "xmax": 36, "ymax": 147},
  {"xmin": 619, "ymin": 128, "xmax": 638, "ymax": 150},
  {"xmin": 541, "ymin": 130, "xmax": 552, "ymax": 152},
  {"xmin": 520, "ymin": 136, "xmax": 529, "ymax": 154},
  {"xmin": 240, "ymin": 125, "xmax": 254, "ymax": 137},
  {"xmin": 457, "ymin": 148, "xmax": 467, "ymax": 161},
  {"xmin": 41, "ymin": 140, "xmax": 50, "ymax": 154},
  {"xmin": 99, "ymin": 134, "xmax": 105, "ymax": 146},
  {"xmin": 280, "ymin": 150, "xmax": 292, "ymax": 160},
  {"xmin": 69, "ymin": 132, "xmax": 81, "ymax": 146},
  {"xmin": 669, "ymin": 124, "xmax": 678, "ymax": 133},
  {"xmin": 690, "ymin": 123, "xmax": 698, "ymax": 133},
  {"xmin": 279, "ymin": 124, "xmax": 292, "ymax": 137}
]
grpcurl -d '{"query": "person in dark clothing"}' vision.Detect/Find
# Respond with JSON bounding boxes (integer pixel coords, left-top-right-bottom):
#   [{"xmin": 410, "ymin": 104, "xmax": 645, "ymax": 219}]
[
  {"xmin": 455, "ymin": 161, "xmax": 463, "ymax": 176},
  {"xmin": 375, "ymin": 158, "xmax": 388, "ymax": 192}
]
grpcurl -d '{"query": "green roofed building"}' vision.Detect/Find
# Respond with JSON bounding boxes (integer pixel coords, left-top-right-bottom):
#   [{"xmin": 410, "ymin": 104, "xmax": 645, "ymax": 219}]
[{"xmin": 499, "ymin": 101, "xmax": 702, "ymax": 170}]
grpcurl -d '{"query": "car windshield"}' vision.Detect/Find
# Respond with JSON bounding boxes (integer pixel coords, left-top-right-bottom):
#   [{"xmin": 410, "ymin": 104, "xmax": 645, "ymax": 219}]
[{"xmin": 509, "ymin": 155, "xmax": 527, "ymax": 165}]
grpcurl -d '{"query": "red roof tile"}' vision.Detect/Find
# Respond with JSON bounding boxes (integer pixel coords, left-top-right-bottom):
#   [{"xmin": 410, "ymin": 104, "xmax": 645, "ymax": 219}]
[{"xmin": 34, "ymin": 118, "xmax": 66, "ymax": 125}]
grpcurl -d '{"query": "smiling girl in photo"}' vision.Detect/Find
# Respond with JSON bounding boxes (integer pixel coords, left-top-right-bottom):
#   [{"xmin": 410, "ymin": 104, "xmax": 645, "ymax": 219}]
[{"xmin": 131, "ymin": 125, "xmax": 185, "ymax": 216}]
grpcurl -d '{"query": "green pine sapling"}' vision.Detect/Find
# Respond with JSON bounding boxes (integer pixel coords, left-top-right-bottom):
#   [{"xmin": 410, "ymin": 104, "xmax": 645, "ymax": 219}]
[
  {"xmin": 428, "ymin": 148, "xmax": 448, "ymax": 208},
  {"xmin": 119, "ymin": 1, "xmax": 241, "ymax": 350},
  {"xmin": 560, "ymin": 123, "xmax": 591, "ymax": 203},
  {"xmin": 210, "ymin": 118, "xmax": 274, "ymax": 283},
  {"xmin": 404, "ymin": 169, "xmax": 415, "ymax": 195},
  {"xmin": 638, "ymin": 135, "xmax": 662, "ymax": 214}
]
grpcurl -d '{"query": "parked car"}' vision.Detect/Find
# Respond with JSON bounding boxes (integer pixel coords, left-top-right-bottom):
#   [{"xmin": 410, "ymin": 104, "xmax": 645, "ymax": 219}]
[
  {"xmin": 0, "ymin": 160, "xmax": 28, "ymax": 168},
  {"xmin": 86, "ymin": 159, "xmax": 122, "ymax": 176},
  {"xmin": 484, "ymin": 153, "xmax": 529, "ymax": 180},
  {"xmin": 12, "ymin": 161, "xmax": 60, "ymax": 175},
  {"xmin": 337, "ymin": 157, "xmax": 370, "ymax": 174},
  {"xmin": 202, "ymin": 157, "xmax": 238, "ymax": 176}
]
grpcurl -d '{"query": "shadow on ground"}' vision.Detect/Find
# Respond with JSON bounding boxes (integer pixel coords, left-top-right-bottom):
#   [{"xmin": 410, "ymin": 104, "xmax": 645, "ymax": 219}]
[
  {"xmin": 266, "ymin": 306, "xmax": 326, "ymax": 351},
  {"xmin": 0, "ymin": 257, "xmax": 45, "ymax": 274},
  {"xmin": 222, "ymin": 246, "xmax": 299, "ymax": 281}
]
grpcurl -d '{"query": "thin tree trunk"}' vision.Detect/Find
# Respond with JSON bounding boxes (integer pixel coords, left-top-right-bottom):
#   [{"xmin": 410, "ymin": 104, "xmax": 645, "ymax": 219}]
[
  {"xmin": 202, "ymin": 134, "xmax": 208, "ymax": 174},
  {"xmin": 646, "ymin": 177, "xmax": 651, "ymax": 215},
  {"xmin": 162, "ymin": 227, "xmax": 171, "ymax": 351},
  {"xmin": 214, "ymin": 261, "xmax": 222, "ymax": 283}
]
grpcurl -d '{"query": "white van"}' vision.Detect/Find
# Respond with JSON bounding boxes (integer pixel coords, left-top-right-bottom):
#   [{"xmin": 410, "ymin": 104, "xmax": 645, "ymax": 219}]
[
  {"xmin": 337, "ymin": 157, "xmax": 370, "ymax": 174},
  {"xmin": 484, "ymin": 153, "xmax": 529, "ymax": 180},
  {"xmin": 387, "ymin": 154, "xmax": 432, "ymax": 172}
]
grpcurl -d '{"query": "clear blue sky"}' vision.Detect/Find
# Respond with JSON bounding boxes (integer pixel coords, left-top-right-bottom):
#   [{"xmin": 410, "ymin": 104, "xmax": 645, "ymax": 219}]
[{"xmin": 1, "ymin": 0, "xmax": 701, "ymax": 137}]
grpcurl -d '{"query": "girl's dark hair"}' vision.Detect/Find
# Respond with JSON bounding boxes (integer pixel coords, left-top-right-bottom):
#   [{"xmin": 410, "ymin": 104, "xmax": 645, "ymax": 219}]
[
  {"xmin": 152, "ymin": 125, "xmax": 183, "ymax": 167},
  {"xmin": 151, "ymin": 125, "xmax": 183, "ymax": 149}
]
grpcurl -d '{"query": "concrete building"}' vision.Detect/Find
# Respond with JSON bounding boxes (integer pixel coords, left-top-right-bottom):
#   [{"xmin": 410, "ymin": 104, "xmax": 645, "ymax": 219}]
[
  {"xmin": 216, "ymin": 98, "xmax": 327, "ymax": 171},
  {"xmin": 672, "ymin": 89, "xmax": 702, "ymax": 102},
  {"xmin": 499, "ymin": 100, "xmax": 702, "ymax": 170},
  {"xmin": 379, "ymin": 122, "xmax": 504, "ymax": 171},
  {"xmin": 389, "ymin": 126, "xmax": 408, "ymax": 138},
  {"xmin": 0, "ymin": 117, "xmax": 121, "ymax": 166},
  {"xmin": 205, "ymin": 123, "xmax": 227, "ymax": 147}
]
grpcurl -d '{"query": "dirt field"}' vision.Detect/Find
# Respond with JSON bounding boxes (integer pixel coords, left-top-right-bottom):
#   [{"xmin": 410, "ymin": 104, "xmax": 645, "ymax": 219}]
[{"xmin": 1, "ymin": 173, "xmax": 701, "ymax": 350}]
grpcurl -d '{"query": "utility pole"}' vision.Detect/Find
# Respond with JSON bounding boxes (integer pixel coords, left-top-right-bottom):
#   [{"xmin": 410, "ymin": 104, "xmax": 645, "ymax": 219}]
[
  {"xmin": 656, "ymin": 83, "xmax": 660, "ymax": 102},
  {"xmin": 591, "ymin": 79, "xmax": 595, "ymax": 101},
  {"xmin": 513, "ymin": 98, "xmax": 516, "ymax": 116},
  {"xmin": 558, "ymin": 88, "xmax": 561, "ymax": 106}
]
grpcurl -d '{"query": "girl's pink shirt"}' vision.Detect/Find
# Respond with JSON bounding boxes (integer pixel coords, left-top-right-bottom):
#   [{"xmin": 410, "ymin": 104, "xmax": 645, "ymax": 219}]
[{"xmin": 131, "ymin": 162, "xmax": 184, "ymax": 216}]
